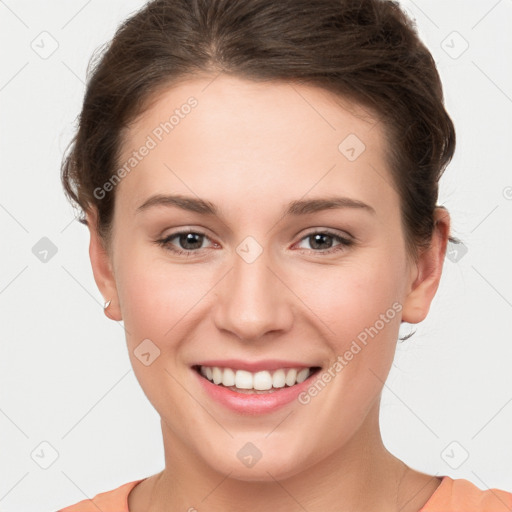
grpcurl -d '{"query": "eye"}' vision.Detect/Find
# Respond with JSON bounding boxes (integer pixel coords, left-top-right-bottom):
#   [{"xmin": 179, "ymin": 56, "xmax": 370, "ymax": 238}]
[
  {"xmin": 294, "ymin": 229, "xmax": 354, "ymax": 255},
  {"xmin": 155, "ymin": 230, "xmax": 215, "ymax": 256},
  {"xmin": 155, "ymin": 228, "xmax": 354, "ymax": 257}
]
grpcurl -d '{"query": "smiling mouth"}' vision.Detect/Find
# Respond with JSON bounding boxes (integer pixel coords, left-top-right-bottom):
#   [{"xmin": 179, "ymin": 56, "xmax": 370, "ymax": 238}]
[{"xmin": 192, "ymin": 365, "xmax": 322, "ymax": 394}]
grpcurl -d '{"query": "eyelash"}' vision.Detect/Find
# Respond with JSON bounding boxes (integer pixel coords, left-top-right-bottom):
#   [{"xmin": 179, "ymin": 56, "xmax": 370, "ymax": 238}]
[{"xmin": 154, "ymin": 229, "xmax": 354, "ymax": 257}]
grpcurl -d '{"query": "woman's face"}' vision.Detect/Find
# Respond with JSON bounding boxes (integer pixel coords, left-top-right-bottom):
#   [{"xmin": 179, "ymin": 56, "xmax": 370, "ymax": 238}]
[{"xmin": 91, "ymin": 74, "xmax": 445, "ymax": 481}]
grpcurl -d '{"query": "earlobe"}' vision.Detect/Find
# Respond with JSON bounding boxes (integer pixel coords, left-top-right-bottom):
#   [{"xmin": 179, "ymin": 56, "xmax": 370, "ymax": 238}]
[
  {"xmin": 401, "ymin": 208, "xmax": 451, "ymax": 325},
  {"xmin": 86, "ymin": 208, "xmax": 122, "ymax": 321}
]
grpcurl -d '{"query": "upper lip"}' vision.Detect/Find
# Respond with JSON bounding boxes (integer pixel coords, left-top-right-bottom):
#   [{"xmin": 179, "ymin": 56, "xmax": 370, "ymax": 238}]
[{"xmin": 193, "ymin": 359, "xmax": 319, "ymax": 373}]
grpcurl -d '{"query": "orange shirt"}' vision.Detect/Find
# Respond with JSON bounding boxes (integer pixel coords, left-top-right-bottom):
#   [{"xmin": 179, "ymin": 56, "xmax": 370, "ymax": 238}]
[{"xmin": 57, "ymin": 475, "xmax": 512, "ymax": 512}]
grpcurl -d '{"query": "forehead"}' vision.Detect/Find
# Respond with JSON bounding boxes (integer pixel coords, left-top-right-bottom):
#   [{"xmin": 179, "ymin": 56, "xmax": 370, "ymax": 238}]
[{"xmin": 115, "ymin": 74, "xmax": 397, "ymax": 218}]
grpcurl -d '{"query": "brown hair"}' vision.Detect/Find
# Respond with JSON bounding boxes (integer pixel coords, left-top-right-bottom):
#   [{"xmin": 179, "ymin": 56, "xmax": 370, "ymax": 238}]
[{"xmin": 61, "ymin": 0, "xmax": 458, "ymax": 260}]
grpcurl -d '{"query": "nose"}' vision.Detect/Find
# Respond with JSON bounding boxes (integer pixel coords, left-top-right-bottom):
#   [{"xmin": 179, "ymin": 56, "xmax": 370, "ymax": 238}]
[{"xmin": 213, "ymin": 245, "xmax": 294, "ymax": 342}]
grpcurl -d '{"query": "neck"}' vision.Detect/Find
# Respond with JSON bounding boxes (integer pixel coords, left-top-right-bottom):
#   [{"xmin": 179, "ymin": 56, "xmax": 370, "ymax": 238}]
[{"xmin": 144, "ymin": 401, "xmax": 420, "ymax": 512}]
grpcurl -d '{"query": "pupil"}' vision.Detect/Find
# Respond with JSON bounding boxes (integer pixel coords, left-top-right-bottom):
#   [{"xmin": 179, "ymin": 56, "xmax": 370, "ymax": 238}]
[
  {"xmin": 180, "ymin": 233, "xmax": 203, "ymax": 250},
  {"xmin": 311, "ymin": 234, "xmax": 332, "ymax": 250}
]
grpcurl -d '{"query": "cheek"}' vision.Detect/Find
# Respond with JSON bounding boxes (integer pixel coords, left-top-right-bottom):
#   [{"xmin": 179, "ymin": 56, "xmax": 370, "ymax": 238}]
[
  {"xmin": 300, "ymin": 255, "xmax": 404, "ymax": 344},
  {"xmin": 115, "ymin": 243, "xmax": 195, "ymax": 331},
  {"xmin": 298, "ymin": 263, "xmax": 403, "ymax": 437},
  {"xmin": 298, "ymin": 253, "xmax": 405, "ymax": 418}
]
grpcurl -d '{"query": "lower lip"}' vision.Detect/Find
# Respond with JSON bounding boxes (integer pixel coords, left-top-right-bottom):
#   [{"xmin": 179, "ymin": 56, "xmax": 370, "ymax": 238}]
[{"xmin": 193, "ymin": 368, "xmax": 319, "ymax": 415}]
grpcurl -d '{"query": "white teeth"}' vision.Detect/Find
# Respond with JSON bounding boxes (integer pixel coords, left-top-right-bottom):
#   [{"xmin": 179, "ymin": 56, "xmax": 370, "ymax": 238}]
[
  {"xmin": 272, "ymin": 369, "xmax": 286, "ymax": 388},
  {"xmin": 222, "ymin": 367, "xmax": 235, "ymax": 387},
  {"xmin": 253, "ymin": 371, "xmax": 272, "ymax": 390},
  {"xmin": 212, "ymin": 367, "xmax": 223, "ymax": 385},
  {"xmin": 285, "ymin": 368, "xmax": 297, "ymax": 386},
  {"xmin": 296, "ymin": 368, "xmax": 310, "ymax": 383},
  {"xmin": 198, "ymin": 365, "xmax": 314, "ymax": 391},
  {"xmin": 235, "ymin": 370, "xmax": 253, "ymax": 389}
]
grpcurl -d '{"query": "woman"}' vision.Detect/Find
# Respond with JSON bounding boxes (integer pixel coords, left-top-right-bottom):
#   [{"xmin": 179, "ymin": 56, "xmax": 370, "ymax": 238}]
[{"xmin": 57, "ymin": 0, "xmax": 512, "ymax": 510}]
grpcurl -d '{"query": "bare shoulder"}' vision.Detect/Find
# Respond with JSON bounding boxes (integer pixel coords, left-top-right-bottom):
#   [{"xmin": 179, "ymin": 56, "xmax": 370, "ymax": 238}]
[
  {"xmin": 398, "ymin": 468, "xmax": 444, "ymax": 512},
  {"xmin": 127, "ymin": 473, "xmax": 159, "ymax": 512}
]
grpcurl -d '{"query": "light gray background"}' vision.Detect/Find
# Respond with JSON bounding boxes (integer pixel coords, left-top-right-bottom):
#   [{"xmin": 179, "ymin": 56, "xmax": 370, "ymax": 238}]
[{"xmin": 1, "ymin": 1, "xmax": 511, "ymax": 510}]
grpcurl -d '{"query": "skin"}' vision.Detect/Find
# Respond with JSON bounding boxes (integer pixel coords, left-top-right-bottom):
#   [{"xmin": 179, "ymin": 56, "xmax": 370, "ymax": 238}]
[{"xmin": 87, "ymin": 74, "xmax": 451, "ymax": 511}]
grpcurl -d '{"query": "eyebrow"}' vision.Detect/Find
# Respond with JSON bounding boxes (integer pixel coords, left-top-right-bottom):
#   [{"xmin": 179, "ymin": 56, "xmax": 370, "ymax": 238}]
[{"xmin": 136, "ymin": 193, "xmax": 376, "ymax": 217}]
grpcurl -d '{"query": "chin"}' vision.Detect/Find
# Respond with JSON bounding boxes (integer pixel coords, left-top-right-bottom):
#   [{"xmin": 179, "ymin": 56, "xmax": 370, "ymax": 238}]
[{"xmin": 203, "ymin": 442, "xmax": 315, "ymax": 482}]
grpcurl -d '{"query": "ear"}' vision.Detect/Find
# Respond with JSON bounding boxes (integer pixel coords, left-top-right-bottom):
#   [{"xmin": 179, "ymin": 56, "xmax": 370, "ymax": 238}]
[
  {"xmin": 86, "ymin": 208, "xmax": 122, "ymax": 321},
  {"xmin": 401, "ymin": 207, "xmax": 451, "ymax": 324}
]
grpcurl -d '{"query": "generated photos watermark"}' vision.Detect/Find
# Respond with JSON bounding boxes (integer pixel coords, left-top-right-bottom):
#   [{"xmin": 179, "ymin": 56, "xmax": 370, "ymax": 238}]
[
  {"xmin": 93, "ymin": 96, "xmax": 198, "ymax": 200},
  {"xmin": 298, "ymin": 301, "xmax": 403, "ymax": 405}
]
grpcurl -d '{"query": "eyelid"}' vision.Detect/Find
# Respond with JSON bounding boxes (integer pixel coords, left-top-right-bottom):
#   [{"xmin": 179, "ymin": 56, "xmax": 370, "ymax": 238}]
[
  {"xmin": 292, "ymin": 228, "xmax": 354, "ymax": 253},
  {"xmin": 297, "ymin": 227, "xmax": 353, "ymax": 241},
  {"xmin": 154, "ymin": 228, "xmax": 217, "ymax": 257}
]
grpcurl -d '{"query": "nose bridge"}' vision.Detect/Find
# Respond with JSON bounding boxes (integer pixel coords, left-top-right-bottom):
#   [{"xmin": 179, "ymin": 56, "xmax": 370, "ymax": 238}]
[{"xmin": 213, "ymin": 239, "xmax": 292, "ymax": 341}]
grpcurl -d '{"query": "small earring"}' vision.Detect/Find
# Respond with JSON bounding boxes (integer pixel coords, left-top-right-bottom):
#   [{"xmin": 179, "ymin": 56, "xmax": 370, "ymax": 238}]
[{"xmin": 104, "ymin": 299, "xmax": 111, "ymax": 309}]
